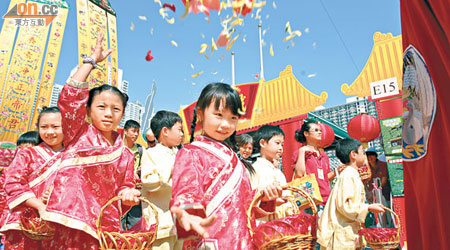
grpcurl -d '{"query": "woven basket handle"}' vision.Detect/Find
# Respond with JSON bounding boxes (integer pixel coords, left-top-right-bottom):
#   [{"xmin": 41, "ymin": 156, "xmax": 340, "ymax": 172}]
[
  {"xmin": 96, "ymin": 196, "xmax": 159, "ymax": 237},
  {"xmin": 246, "ymin": 186, "xmax": 317, "ymax": 237}
]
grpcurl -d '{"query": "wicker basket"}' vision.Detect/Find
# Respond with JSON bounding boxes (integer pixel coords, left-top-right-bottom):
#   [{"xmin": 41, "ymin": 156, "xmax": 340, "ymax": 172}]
[
  {"xmin": 96, "ymin": 197, "xmax": 159, "ymax": 250},
  {"xmin": 19, "ymin": 208, "xmax": 55, "ymax": 240},
  {"xmin": 247, "ymin": 186, "xmax": 318, "ymax": 250},
  {"xmin": 362, "ymin": 206, "xmax": 400, "ymax": 250}
]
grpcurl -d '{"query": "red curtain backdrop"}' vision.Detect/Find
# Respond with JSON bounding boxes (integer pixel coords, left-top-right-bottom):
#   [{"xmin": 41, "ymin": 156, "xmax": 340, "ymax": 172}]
[{"xmin": 401, "ymin": 1, "xmax": 450, "ymax": 249}]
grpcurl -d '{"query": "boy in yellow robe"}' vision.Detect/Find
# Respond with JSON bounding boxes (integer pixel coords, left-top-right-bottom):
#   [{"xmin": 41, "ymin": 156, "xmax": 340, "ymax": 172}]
[
  {"xmin": 317, "ymin": 138, "xmax": 385, "ymax": 250},
  {"xmin": 141, "ymin": 111, "xmax": 184, "ymax": 250}
]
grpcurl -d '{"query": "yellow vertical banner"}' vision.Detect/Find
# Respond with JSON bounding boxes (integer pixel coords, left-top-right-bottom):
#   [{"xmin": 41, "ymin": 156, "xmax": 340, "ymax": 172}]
[
  {"xmin": 30, "ymin": 6, "xmax": 69, "ymax": 129},
  {"xmin": 76, "ymin": 0, "xmax": 90, "ymax": 67},
  {"xmin": 0, "ymin": 4, "xmax": 50, "ymax": 142},
  {"xmin": 107, "ymin": 12, "xmax": 118, "ymax": 87},
  {"xmin": 0, "ymin": 0, "xmax": 25, "ymax": 102},
  {"xmin": 86, "ymin": 1, "xmax": 108, "ymax": 89}
]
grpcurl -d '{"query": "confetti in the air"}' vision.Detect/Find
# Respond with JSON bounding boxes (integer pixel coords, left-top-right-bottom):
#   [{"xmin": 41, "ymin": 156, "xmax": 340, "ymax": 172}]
[
  {"xmin": 283, "ymin": 22, "xmax": 302, "ymax": 42},
  {"xmin": 191, "ymin": 82, "xmax": 196, "ymax": 86},
  {"xmin": 266, "ymin": 14, "xmax": 270, "ymax": 19},
  {"xmin": 305, "ymin": 27, "xmax": 310, "ymax": 33},
  {"xmin": 130, "ymin": 22, "xmax": 135, "ymax": 31},
  {"xmin": 307, "ymin": 73, "xmax": 316, "ymax": 78},
  {"xmin": 171, "ymin": 40, "xmax": 178, "ymax": 47},
  {"xmin": 150, "ymin": 28, "xmax": 154, "ymax": 35},
  {"xmin": 242, "ymin": 35, "xmax": 247, "ymax": 43},
  {"xmin": 200, "ymin": 33, "xmax": 205, "ymax": 39},
  {"xmin": 145, "ymin": 50, "xmax": 154, "ymax": 61},
  {"xmin": 154, "ymin": 0, "xmax": 162, "ymax": 6},
  {"xmin": 226, "ymin": 33, "xmax": 240, "ymax": 51},
  {"xmin": 159, "ymin": 8, "xmax": 168, "ymax": 18},
  {"xmin": 165, "ymin": 17, "xmax": 175, "ymax": 24},
  {"xmin": 270, "ymin": 43, "xmax": 274, "ymax": 56},
  {"xmin": 272, "ymin": 1, "xmax": 277, "ymax": 9},
  {"xmin": 138, "ymin": 16, "xmax": 147, "ymax": 21},
  {"xmin": 163, "ymin": 3, "xmax": 176, "ymax": 12},
  {"xmin": 313, "ymin": 42, "xmax": 317, "ymax": 48},
  {"xmin": 212, "ymin": 71, "xmax": 218, "ymax": 75},
  {"xmin": 192, "ymin": 71, "xmax": 204, "ymax": 78},
  {"xmin": 190, "ymin": 63, "xmax": 195, "ymax": 69}
]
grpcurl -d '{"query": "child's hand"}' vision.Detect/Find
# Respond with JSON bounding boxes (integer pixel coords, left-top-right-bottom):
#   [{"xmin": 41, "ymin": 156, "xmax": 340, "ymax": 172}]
[
  {"xmin": 368, "ymin": 203, "xmax": 385, "ymax": 213},
  {"xmin": 90, "ymin": 32, "xmax": 113, "ymax": 64},
  {"xmin": 337, "ymin": 164, "xmax": 346, "ymax": 173},
  {"xmin": 120, "ymin": 188, "xmax": 140, "ymax": 206},
  {"xmin": 171, "ymin": 206, "xmax": 216, "ymax": 238},
  {"xmin": 261, "ymin": 183, "xmax": 283, "ymax": 202}
]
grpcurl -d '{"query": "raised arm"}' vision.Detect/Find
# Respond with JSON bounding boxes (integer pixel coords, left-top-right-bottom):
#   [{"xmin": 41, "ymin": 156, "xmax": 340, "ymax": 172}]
[{"xmin": 58, "ymin": 33, "xmax": 112, "ymax": 146}]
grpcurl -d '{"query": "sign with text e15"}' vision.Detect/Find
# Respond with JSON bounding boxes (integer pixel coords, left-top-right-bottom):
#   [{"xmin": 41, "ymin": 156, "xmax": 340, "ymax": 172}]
[{"xmin": 370, "ymin": 77, "xmax": 400, "ymax": 100}]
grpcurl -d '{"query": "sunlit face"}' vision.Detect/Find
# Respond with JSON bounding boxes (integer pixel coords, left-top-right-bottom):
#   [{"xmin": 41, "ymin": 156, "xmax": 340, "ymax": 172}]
[
  {"xmin": 239, "ymin": 143, "xmax": 253, "ymax": 159},
  {"xmin": 87, "ymin": 91, "xmax": 124, "ymax": 135},
  {"xmin": 165, "ymin": 121, "xmax": 184, "ymax": 148},
  {"xmin": 38, "ymin": 112, "xmax": 63, "ymax": 151},
  {"xmin": 354, "ymin": 145, "xmax": 366, "ymax": 167},
  {"xmin": 304, "ymin": 123, "xmax": 322, "ymax": 143},
  {"xmin": 260, "ymin": 134, "xmax": 284, "ymax": 162},
  {"xmin": 197, "ymin": 98, "xmax": 239, "ymax": 142},
  {"xmin": 124, "ymin": 127, "xmax": 139, "ymax": 143}
]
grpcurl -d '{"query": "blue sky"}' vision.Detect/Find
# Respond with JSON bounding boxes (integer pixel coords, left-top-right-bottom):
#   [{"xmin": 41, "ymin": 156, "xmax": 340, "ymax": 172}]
[{"xmin": 1, "ymin": 0, "xmax": 401, "ymax": 113}]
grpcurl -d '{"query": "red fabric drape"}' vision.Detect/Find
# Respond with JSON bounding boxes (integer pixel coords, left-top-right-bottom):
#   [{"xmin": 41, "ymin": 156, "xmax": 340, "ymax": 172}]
[
  {"xmin": 401, "ymin": 1, "xmax": 450, "ymax": 249},
  {"xmin": 279, "ymin": 121, "xmax": 302, "ymax": 181}
]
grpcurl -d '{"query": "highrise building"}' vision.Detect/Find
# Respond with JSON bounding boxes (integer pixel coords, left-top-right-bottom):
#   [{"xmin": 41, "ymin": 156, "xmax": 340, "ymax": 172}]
[
  {"xmin": 119, "ymin": 101, "xmax": 144, "ymax": 128},
  {"xmin": 49, "ymin": 84, "xmax": 63, "ymax": 107},
  {"xmin": 142, "ymin": 81, "xmax": 157, "ymax": 133},
  {"xmin": 118, "ymin": 80, "xmax": 128, "ymax": 96}
]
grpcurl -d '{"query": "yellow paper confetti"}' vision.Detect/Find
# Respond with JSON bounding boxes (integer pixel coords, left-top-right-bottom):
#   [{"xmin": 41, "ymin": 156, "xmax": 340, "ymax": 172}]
[
  {"xmin": 243, "ymin": 35, "xmax": 247, "ymax": 43},
  {"xmin": 181, "ymin": 0, "xmax": 189, "ymax": 19},
  {"xmin": 138, "ymin": 16, "xmax": 147, "ymax": 21},
  {"xmin": 285, "ymin": 21, "xmax": 291, "ymax": 33},
  {"xmin": 305, "ymin": 27, "xmax": 310, "ymax": 33},
  {"xmin": 171, "ymin": 40, "xmax": 178, "ymax": 47},
  {"xmin": 226, "ymin": 33, "xmax": 240, "ymax": 51},
  {"xmin": 255, "ymin": 8, "xmax": 261, "ymax": 19},
  {"xmin": 228, "ymin": 17, "xmax": 244, "ymax": 31},
  {"xmin": 272, "ymin": 1, "xmax": 277, "ymax": 9},
  {"xmin": 291, "ymin": 40, "xmax": 295, "ymax": 47},
  {"xmin": 253, "ymin": 1, "xmax": 266, "ymax": 8},
  {"xmin": 283, "ymin": 34, "xmax": 295, "ymax": 42},
  {"xmin": 292, "ymin": 30, "xmax": 302, "ymax": 37},
  {"xmin": 192, "ymin": 71, "xmax": 204, "ymax": 78},
  {"xmin": 199, "ymin": 43, "xmax": 208, "ymax": 54},
  {"xmin": 211, "ymin": 38, "xmax": 218, "ymax": 54},
  {"xmin": 130, "ymin": 22, "xmax": 135, "ymax": 31},
  {"xmin": 154, "ymin": 0, "xmax": 162, "ymax": 6},
  {"xmin": 212, "ymin": 71, "xmax": 218, "ymax": 75},
  {"xmin": 159, "ymin": 8, "xmax": 168, "ymax": 19},
  {"xmin": 165, "ymin": 17, "xmax": 175, "ymax": 24},
  {"xmin": 150, "ymin": 28, "xmax": 154, "ymax": 35},
  {"xmin": 307, "ymin": 73, "xmax": 316, "ymax": 78},
  {"xmin": 270, "ymin": 43, "xmax": 274, "ymax": 56}
]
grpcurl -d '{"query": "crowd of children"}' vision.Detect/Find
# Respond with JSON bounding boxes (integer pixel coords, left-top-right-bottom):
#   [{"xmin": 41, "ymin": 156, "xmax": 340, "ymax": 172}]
[{"xmin": 0, "ymin": 33, "xmax": 389, "ymax": 250}]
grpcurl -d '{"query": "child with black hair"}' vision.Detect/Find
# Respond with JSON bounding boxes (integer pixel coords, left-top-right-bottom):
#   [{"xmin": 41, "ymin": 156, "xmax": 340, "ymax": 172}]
[
  {"xmin": 170, "ymin": 83, "xmax": 282, "ymax": 249},
  {"xmin": 41, "ymin": 33, "xmax": 140, "ymax": 249},
  {"xmin": 318, "ymin": 138, "xmax": 385, "ymax": 250},
  {"xmin": 251, "ymin": 125, "xmax": 287, "ymax": 191},
  {"xmin": 16, "ymin": 131, "xmax": 41, "ymax": 149},
  {"xmin": 1, "ymin": 106, "xmax": 64, "ymax": 248},
  {"xmin": 140, "ymin": 110, "xmax": 184, "ymax": 250}
]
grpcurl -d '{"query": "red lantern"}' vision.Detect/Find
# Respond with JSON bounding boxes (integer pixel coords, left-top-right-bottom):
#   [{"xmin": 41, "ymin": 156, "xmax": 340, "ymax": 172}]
[
  {"xmin": 318, "ymin": 123, "xmax": 335, "ymax": 148},
  {"xmin": 347, "ymin": 113, "xmax": 380, "ymax": 143}
]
